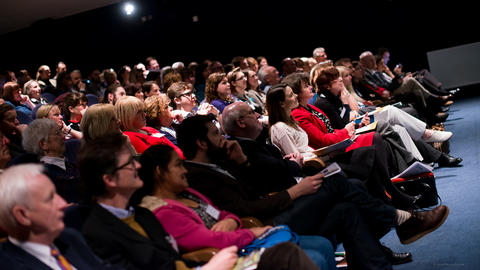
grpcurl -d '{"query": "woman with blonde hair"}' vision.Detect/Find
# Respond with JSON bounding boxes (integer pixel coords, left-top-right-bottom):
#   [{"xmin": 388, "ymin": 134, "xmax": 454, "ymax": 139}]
[
  {"xmin": 23, "ymin": 80, "xmax": 47, "ymax": 106},
  {"xmin": 36, "ymin": 104, "xmax": 82, "ymax": 139},
  {"xmin": 115, "ymin": 96, "xmax": 184, "ymax": 157},
  {"xmin": 80, "ymin": 104, "xmax": 120, "ymax": 143},
  {"xmin": 144, "ymin": 94, "xmax": 182, "ymax": 145}
]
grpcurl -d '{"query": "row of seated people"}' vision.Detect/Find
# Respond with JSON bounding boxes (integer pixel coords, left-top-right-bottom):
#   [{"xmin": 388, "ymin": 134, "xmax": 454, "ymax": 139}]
[
  {"xmin": 0, "ymin": 102, "xmax": 451, "ymax": 269},
  {"xmin": 0, "ymin": 48, "xmax": 459, "ymax": 269}
]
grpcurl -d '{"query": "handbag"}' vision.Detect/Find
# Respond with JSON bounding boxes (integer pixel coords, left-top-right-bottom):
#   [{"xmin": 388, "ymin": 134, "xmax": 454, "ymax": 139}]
[
  {"xmin": 239, "ymin": 225, "xmax": 299, "ymax": 256},
  {"xmin": 392, "ymin": 172, "xmax": 439, "ymax": 208}
]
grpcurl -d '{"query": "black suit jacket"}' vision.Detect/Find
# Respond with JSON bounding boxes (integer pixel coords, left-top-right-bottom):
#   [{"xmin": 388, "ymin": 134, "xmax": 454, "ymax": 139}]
[
  {"xmin": 82, "ymin": 204, "xmax": 179, "ymax": 270},
  {"xmin": 0, "ymin": 228, "xmax": 119, "ymax": 270},
  {"xmin": 184, "ymin": 161, "xmax": 293, "ymax": 224},
  {"xmin": 232, "ymin": 136, "xmax": 299, "ymax": 196}
]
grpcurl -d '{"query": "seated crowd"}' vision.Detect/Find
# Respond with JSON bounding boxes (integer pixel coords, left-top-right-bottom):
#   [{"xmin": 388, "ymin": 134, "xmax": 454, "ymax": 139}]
[{"xmin": 0, "ymin": 47, "xmax": 461, "ymax": 269}]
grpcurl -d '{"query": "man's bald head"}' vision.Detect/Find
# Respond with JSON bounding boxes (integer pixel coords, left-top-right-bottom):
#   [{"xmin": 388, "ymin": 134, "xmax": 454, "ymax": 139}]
[{"xmin": 222, "ymin": 102, "xmax": 262, "ymax": 139}]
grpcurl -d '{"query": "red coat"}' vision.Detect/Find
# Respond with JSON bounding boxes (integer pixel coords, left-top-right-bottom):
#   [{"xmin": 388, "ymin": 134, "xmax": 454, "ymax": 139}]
[
  {"xmin": 291, "ymin": 105, "xmax": 373, "ymax": 151},
  {"xmin": 124, "ymin": 126, "xmax": 185, "ymax": 158}
]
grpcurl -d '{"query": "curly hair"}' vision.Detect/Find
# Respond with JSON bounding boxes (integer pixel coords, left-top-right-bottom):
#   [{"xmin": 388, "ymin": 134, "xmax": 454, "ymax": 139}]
[{"xmin": 144, "ymin": 94, "xmax": 170, "ymax": 127}]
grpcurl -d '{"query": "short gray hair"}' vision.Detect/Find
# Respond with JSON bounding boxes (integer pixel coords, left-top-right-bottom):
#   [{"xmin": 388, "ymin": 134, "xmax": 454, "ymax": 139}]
[
  {"xmin": 0, "ymin": 164, "xmax": 44, "ymax": 233},
  {"xmin": 257, "ymin": 65, "xmax": 270, "ymax": 84},
  {"xmin": 23, "ymin": 80, "xmax": 38, "ymax": 95},
  {"xmin": 313, "ymin": 47, "xmax": 325, "ymax": 57},
  {"xmin": 359, "ymin": 51, "xmax": 373, "ymax": 60},
  {"xmin": 22, "ymin": 119, "xmax": 59, "ymax": 155}
]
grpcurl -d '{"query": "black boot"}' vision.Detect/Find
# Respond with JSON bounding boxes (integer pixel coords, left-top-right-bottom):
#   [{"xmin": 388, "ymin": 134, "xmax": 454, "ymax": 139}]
[{"xmin": 380, "ymin": 244, "xmax": 413, "ymax": 265}]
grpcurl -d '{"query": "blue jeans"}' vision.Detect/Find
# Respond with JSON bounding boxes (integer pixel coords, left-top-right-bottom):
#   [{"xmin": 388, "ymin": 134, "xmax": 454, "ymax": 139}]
[{"xmin": 299, "ymin": 235, "xmax": 336, "ymax": 270}]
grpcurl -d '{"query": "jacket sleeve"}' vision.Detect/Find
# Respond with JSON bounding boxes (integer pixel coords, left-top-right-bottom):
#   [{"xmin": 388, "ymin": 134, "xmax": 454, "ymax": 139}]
[
  {"xmin": 186, "ymin": 168, "xmax": 293, "ymax": 222},
  {"xmin": 154, "ymin": 206, "xmax": 255, "ymax": 252},
  {"xmin": 292, "ymin": 107, "xmax": 350, "ymax": 149}
]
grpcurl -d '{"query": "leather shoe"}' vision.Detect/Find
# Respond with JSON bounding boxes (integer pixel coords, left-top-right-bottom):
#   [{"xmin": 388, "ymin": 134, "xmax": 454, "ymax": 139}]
[
  {"xmin": 437, "ymin": 153, "xmax": 463, "ymax": 167},
  {"xmin": 397, "ymin": 205, "xmax": 449, "ymax": 244},
  {"xmin": 380, "ymin": 244, "xmax": 413, "ymax": 265}
]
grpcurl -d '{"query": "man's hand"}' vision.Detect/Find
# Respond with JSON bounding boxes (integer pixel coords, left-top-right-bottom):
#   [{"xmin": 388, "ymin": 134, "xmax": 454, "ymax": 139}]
[
  {"xmin": 224, "ymin": 140, "xmax": 248, "ymax": 165},
  {"xmin": 287, "ymin": 173, "xmax": 324, "ymax": 200},
  {"xmin": 284, "ymin": 152, "xmax": 303, "ymax": 167},
  {"xmin": 211, "ymin": 218, "xmax": 238, "ymax": 232}
]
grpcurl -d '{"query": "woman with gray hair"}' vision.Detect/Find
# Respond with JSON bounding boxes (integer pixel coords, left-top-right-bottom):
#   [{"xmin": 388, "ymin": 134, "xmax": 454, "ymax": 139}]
[
  {"xmin": 23, "ymin": 80, "xmax": 47, "ymax": 106},
  {"xmin": 22, "ymin": 118, "xmax": 79, "ymax": 202}
]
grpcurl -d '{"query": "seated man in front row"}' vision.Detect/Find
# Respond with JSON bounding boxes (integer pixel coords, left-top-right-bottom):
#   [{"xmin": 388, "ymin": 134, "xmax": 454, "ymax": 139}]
[{"xmin": 0, "ymin": 164, "xmax": 118, "ymax": 270}]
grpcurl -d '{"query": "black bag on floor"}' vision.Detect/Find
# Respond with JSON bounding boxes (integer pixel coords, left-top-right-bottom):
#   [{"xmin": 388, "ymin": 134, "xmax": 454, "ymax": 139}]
[{"xmin": 392, "ymin": 172, "xmax": 439, "ymax": 208}]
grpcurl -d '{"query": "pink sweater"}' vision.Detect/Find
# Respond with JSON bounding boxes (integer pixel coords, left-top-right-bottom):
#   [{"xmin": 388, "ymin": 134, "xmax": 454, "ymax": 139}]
[{"xmin": 150, "ymin": 188, "xmax": 255, "ymax": 252}]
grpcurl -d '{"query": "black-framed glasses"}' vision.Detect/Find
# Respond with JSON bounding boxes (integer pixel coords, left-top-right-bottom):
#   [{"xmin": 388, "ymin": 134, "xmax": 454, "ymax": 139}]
[
  {"xmin": 112, "ymin": 154, "xmax": 140, "ymax": 173},
  {"xmin": 239, "ymin": 109, "xmax": 255, "ymax": 119},
  {"xmin": 235, "ymin": 75, "xmax": 246, "ymax": 81},
  {"xmin": 178, "ymin": 91, "xmax": 194, "ymax": 98}
]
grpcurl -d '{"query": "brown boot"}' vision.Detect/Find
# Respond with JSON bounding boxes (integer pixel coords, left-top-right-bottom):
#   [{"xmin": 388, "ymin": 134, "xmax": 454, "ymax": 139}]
[{"xmin": 396, "ymin": 205, "xmax": 449, "ymax": 244}]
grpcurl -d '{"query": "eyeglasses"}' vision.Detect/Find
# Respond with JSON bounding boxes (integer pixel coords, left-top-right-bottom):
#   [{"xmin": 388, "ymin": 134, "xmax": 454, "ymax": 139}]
[
  {"xmin": 240, "ymin": 109, "xmax": 256, "ymax": 119},
  {"xmin": 113, "ymin": 154, "xmax": 140, "ymax": 173},
  {"xmin": 235, "ymin": 75, "xmax": 246, "ymax": 81},
  {"xmin": 178, "ymin": 91, "xmax": 194, "ymax": 98}
]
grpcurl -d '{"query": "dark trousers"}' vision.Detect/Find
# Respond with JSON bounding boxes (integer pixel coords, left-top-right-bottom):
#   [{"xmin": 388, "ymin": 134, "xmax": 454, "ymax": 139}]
[{"xmin": 272, "ymin": 174, "xmax": 395, "ymax": 270}]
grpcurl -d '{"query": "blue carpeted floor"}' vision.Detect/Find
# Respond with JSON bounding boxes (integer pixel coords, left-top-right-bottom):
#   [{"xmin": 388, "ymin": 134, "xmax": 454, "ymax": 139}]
[{"xmin": 380, "ymin": 93, "xmax": 480, "ymax": 269}]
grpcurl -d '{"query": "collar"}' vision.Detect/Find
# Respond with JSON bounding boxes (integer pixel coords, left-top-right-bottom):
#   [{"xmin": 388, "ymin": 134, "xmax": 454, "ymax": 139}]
[
  {"xmin": 41, "ymin": 156, "xmax": 66, "ymax": 171},
  {"xmin": 8, "ymin": 237, "xmax": 57, "ymax": 269},
  {"xmin": 99, "ymin": 203, "xmax": 135, "ymax": 219}
]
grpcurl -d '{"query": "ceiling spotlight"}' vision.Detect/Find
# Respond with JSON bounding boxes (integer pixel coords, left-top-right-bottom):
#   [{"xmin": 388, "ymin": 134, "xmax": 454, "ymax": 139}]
[{"xmin": 124, "ymin": 2, "xmax": 135, "ymax": 15}]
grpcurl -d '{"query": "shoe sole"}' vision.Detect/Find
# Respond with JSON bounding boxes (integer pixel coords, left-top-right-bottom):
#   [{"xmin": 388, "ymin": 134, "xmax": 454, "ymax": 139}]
[{"xmin": 400, "ymin": 206, "xmax": 450, "ymax": 244}]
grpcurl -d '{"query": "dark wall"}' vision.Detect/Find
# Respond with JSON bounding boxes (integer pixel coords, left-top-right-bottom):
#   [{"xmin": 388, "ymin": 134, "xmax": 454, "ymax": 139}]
[{"xmin": 1, "ymin": 0, "xmax": 477, "ymax": 75}]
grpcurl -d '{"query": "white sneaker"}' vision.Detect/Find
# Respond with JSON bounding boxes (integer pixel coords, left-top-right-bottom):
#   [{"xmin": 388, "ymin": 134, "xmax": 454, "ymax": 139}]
[{"xmin": 423, "ymin": 130, "xmax": 453, "ymax": 143}]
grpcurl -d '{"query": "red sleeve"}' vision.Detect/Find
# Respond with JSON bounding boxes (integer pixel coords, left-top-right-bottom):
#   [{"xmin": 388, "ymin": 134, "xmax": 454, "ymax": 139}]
[
  {"xmin": 292, "ymin": 106, "xmax": 350, "ymax": 149},
  {"xmin": 124, "ymin": 128, "xmax": 185, "ymax": 159}
]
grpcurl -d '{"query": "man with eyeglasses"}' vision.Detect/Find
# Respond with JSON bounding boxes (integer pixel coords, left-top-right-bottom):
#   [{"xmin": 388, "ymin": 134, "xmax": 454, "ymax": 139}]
[
  {"xmin": 167, "ymin": 82, "xmax": 219, "ymax": 120},
  {"xmin": 77, "ymin": 133, "xmax": 238, "ymax": 270}
]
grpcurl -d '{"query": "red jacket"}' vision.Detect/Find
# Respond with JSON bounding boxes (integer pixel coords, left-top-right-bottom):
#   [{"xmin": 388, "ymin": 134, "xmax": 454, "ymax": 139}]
[
  {"xmin": 291, "ymin": 105, "xmax": 373, "ymax": 151},
  {"xmin": 124, "ymin": 126, "xmax": 185, "ymax": 158}
]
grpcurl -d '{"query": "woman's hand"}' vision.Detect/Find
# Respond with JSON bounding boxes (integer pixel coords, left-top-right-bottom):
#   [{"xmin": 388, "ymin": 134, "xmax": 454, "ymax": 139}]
[
  {"xmin": 248, "ymin": 226, "xmax": 273, "ymax": 238},
  {"xmin": 358, "ymin": 114, "xmax": 370, "ymax": 128},
  {"xmin": 201, "ymin": 246, "xmax": 238, "ymax": 270},
  {"xmin": 197, "ymin": 103, "xmax": 220, "ymax": 116},
  {"xmin": 20, "ymin": 94, "xmax": 35, "ymax": 109},
  {"xmin": 171, "ymin": 110, "xmax": 184, "ymax": 123},
  {"xmin": 345, "ymin": 122, "xmax": 356, "ymax": 139},
  {"xmin": 363, "ymin": 100, "xmax": 374, "ymax": 106},
  {"xmin": 211, "ymin": 218, "xmax": 238, "ymax": 232}
]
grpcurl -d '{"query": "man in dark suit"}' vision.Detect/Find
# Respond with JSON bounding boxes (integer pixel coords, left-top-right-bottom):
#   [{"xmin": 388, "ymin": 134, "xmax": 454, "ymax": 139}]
[
  {"xmin": 0, "ymin": 164, "xmax": 116, "ymax": 270},
  {"xmin": 76, "ymin": 133, "xmax": 238, "ymax": 270}
]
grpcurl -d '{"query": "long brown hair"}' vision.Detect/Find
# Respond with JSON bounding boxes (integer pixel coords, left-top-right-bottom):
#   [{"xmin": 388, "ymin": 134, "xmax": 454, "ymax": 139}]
[{"xmin": 266, "ymin": 83, "xmax": 299, "ymax": 130}]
